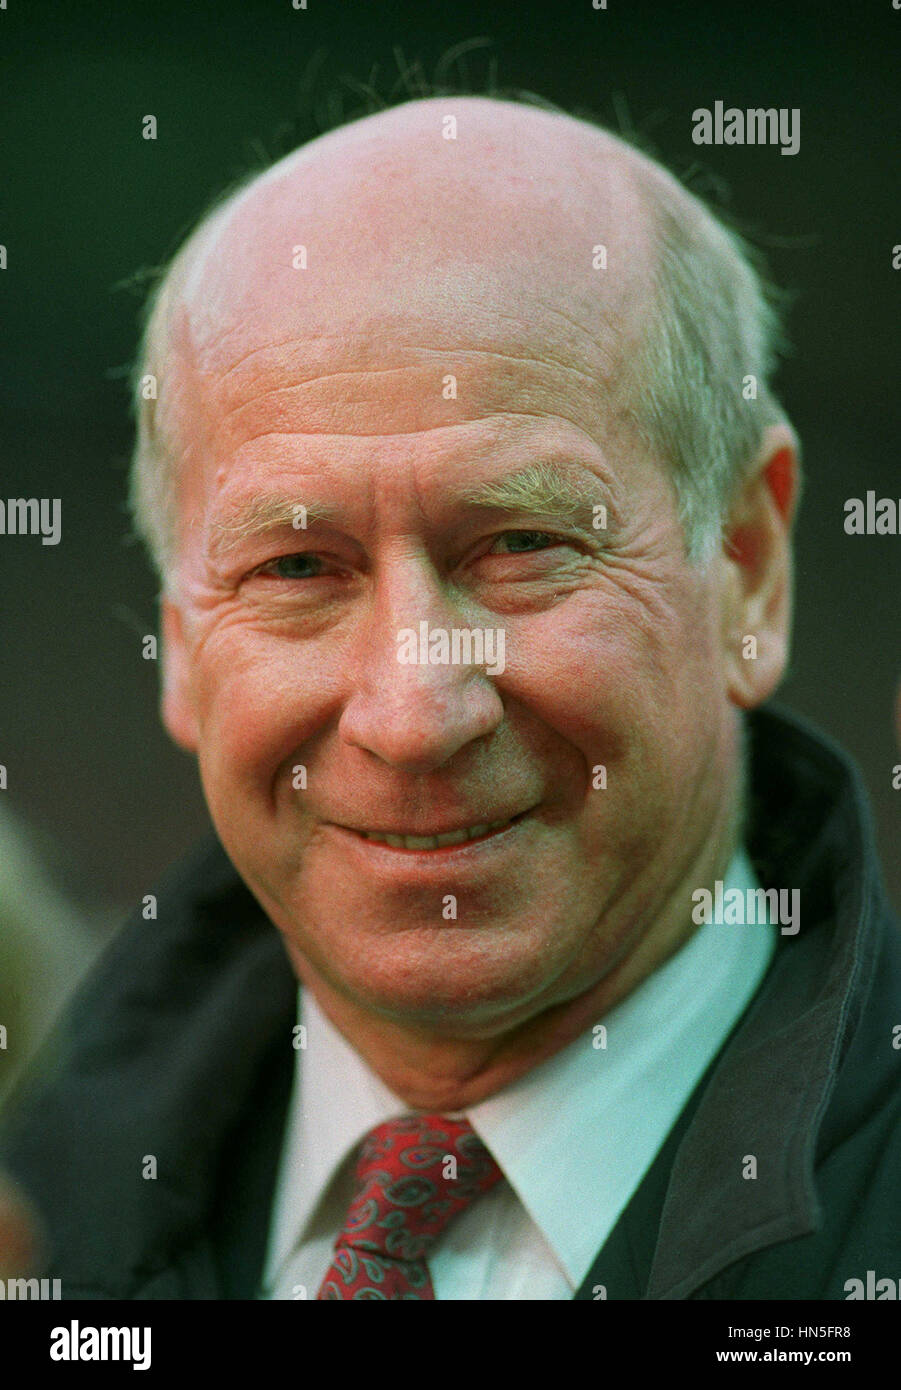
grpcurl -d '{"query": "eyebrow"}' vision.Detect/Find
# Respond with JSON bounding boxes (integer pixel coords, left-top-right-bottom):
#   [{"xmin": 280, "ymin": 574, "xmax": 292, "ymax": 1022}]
[
  {"xmin": 208, "ymin": 496, "xmax": 341, "ymax": 562},
  {"xmin": 208, "ymin": 461, "xmax": 601, "ymax": 563},
  {"xmin": 459, "ymin": 461, "xmax": 596, "ymax": 518}
]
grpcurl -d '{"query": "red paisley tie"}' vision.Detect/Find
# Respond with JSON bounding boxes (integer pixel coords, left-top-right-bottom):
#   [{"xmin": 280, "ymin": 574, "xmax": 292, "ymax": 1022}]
[{"xmin": 316, "ymin": 1114, "xmax": 504, "ymax": 1300}]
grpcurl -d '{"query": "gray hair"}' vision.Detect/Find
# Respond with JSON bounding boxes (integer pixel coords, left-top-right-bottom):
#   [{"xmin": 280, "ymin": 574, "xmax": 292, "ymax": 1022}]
[
  {"xmin": 625, "ymin": 171, "xmax": 793, "ymax": 563},
  {"xmin": 128, "ymin": 175, "xmax": 260, "ymax": 589},
  {"xmin": 127, "ymin": 96, "xmax": 794, "ymax": 585}
]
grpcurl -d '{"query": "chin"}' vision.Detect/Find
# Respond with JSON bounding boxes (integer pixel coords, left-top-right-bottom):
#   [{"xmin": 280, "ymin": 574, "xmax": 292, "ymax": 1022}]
[{"xmin": 315, "ymin": 930, "xmax": 567, "ymax": 1032}]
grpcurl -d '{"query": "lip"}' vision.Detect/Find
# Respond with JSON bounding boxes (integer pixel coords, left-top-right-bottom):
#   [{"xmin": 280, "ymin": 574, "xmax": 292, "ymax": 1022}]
[{"xmin": 331, "ymin": 807, "xmax": 535, "ymax": 856}]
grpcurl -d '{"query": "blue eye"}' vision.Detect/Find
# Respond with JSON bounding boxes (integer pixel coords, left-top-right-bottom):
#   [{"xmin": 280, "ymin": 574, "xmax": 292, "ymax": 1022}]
[
  {"xmin": 492, "ymin": 531, "xmax": 559, "ymax": 553},
  {"xmin": 264, "ymin": 553, "xmax": 325, "ymax": 579}
]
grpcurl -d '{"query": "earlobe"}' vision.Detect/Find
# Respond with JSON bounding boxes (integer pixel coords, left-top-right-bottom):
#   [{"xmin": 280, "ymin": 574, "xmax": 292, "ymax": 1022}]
[
  {"xmin": 160, "ymin": 598, "xmax": 199, "ymax": 751},
  {"xmin": 725, "ymin": 628, "xmax": 791, "ymax": 710}
]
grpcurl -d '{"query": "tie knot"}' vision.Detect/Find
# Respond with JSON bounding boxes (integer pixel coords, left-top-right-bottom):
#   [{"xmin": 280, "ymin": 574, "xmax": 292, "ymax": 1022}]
[{"xmin": 341, "ymin": 1113, "xmax": 503, "ymax": 1262}]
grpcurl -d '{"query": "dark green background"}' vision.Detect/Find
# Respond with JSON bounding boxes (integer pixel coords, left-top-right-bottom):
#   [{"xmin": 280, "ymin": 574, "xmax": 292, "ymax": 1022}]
[{"xmin": 1, "ymin": 0, "xmax": 898, "ymax": 919}]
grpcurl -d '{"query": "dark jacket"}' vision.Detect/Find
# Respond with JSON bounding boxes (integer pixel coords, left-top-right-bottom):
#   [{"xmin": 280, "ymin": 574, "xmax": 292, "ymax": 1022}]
[{"xmin": 1, "ymin": 704, "xmax": 899, "ymax": 1299}]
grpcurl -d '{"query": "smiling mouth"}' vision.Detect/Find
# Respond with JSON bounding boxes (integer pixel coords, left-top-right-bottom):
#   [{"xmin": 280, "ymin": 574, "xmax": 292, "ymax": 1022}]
[{"xmin": 349, "ymin": 810, "xmax": 530, "ymax": 851}]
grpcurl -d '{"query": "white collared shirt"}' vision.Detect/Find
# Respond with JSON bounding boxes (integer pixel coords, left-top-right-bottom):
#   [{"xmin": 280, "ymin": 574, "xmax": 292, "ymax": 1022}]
[{"xmin": 262, "ymin": 849, "xmax": 775, "ymax": 1300}]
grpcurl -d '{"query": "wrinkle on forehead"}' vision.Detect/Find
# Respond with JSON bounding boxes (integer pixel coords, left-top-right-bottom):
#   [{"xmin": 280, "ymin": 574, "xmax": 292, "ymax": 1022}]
[{"xmin": 164, "ymin": 97, "xmax": 663, "ymax": 390}]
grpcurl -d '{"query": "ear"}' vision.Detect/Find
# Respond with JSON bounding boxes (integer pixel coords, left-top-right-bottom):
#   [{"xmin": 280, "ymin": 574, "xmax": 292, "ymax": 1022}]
[
  {"xmin": 719, "ymin": 422, "xmax": 801, "ymax": 709},
  {"xmin": 160, "ymin": 596, "xmax": 199, "ymax": 751}
]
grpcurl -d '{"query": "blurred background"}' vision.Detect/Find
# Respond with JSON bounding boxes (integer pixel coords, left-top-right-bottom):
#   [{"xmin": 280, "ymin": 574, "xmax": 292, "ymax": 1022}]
[{"xmin": 0, "ymin": 0, "xmax": 898, "ymax": 1087}]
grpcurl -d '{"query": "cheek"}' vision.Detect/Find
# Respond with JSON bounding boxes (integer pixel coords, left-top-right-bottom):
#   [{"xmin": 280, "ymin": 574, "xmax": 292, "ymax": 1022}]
[
  {"xmin": 501, "ymin": 580, "xmax": 723, "ymax": 755},
  {"xmin": 190, "ymin": 630, "xmax": 334, "ymax": 796},
  {"xmin": 498, "ymin": 584, "xmax": 729, "ymax": 867}
]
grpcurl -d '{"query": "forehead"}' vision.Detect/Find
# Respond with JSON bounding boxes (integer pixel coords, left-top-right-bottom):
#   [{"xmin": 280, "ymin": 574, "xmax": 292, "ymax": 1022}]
[
  {"xmin": 183, "ymin": 281, "xmax": 625, "ymax": 454},
  {"xmin": 170, "ymin": 100, "xmax": 657, "ymax": 377},
  {"xmin": 161, "ymin": 102, "xmax": 663, "ymax": 511}
]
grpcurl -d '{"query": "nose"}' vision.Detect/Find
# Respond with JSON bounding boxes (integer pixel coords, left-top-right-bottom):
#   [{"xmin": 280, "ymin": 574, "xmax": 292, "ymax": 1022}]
[{"xmin": 337, "ymin": 557, "xmax": 505, "ymax": 773}]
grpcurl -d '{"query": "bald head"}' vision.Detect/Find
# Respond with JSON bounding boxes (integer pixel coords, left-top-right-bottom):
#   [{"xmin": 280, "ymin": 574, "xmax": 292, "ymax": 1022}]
[
  {"xmin": 173, "ymin": 97, "xmax": 659, "ymax": 357},
  {"xmin": 132, "ymin": 94, "xmax": 790, "ymax": 581}
]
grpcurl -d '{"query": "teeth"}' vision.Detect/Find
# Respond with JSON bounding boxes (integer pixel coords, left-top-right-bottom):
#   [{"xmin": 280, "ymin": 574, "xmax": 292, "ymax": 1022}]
[{"xmin": 361, "ymin": 817, "xmax": 511, "ymax": 849}]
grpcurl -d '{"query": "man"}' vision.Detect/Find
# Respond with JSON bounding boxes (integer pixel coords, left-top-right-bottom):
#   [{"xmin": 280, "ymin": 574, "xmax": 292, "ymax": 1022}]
[{"xmin": 1, "ymin": 95, "xmax": 898, "ymax": 1301}]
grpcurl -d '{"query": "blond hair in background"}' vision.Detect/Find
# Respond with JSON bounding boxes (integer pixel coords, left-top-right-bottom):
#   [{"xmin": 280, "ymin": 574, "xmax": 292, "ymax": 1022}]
[{"xmin": 0, "ymin": 806, "xmax": 98, "ymax": 1111}]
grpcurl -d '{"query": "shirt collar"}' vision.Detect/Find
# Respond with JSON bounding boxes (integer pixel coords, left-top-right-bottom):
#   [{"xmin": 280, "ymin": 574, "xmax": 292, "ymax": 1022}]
[{"xmin": 263, "ymin": 990, "xmax": 408, "ymax": 1286}]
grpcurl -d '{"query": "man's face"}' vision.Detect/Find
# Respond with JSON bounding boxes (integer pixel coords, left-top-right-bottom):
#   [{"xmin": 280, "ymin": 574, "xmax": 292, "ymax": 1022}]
[{"xmin": 160, "ymin": 113, "xmax": 747, "ymax": 1039}]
